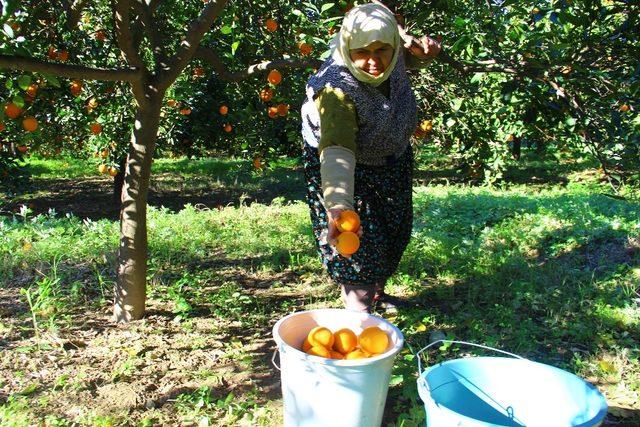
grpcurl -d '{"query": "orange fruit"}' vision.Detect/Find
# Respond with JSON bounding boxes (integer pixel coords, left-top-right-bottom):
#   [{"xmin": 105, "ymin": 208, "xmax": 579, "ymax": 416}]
[
  {"xmin": 223, "ymin": 124, "xmax": 232, "ymax": 133},
  {"xmin": 265, "ymin": 18, "xmax": 278, "ymax": 32},
  {"xmin": 90, "ymin": 123, "xmax": 102, "ymax": 135},
  {"xmin": 306, "ymin": 345, "xmax": 331, "ymax": 358},
  {"xmin": 70, "ymin": 80, "xmax": 83, "ymax": 97},
  {"xmin": 335, "ymin": 210, "xmax": 360, "ymax": 233},
  {"xmin": 193, "ymin": 67, "xmax": 205, "ymax": 77},
  {"xmin": 308, "ymin": 326, "xmax": 334, "ymax": 348},
  {"xmin": 5, "ymin": 103, "xmax": 22, "ymax": 119},
  {"xmin": 333, "ymin": 328, "xmax": 358, "ymax": 354},
  {"xmin": 345, "ymin": 349, "xmax": 369, "ymax": 360},
  {"xmin": 420, "ymin": 119, "xmax": 433, "ymax": 132},
  {"xmin": 302, "ymin": 337, "xmax": 312, "ymax": 352},
  {"xmin": 22, "ymin": 117, "xmax": 38, "ymax": 132},
  {"xmin": 619, "ymin": 104, "xmax": 630, "ymax": 112},
  {"xmin": 87, "ymin": 98, "xmax": 99, "ymax": 109},
  {"xmin": 47, "ymin": 46, "xmax": 57, "ymax": 60},
  {"xmin": 108, "ymin": 167, "xmax": 118, "ymax": 177},
  {"xmin": 26, "ymin": 84, "xmax": 38, "ymax": 97},
  {"xmin": 98, "ymin": 164, "xmax": 108, "ymax": 174},
  {"xmin": 95, "ymin": 30, "xmax": 106, "ymax": 41},
  {"xmin": 219, "ymin": 105, "xmax": 229, "ymax": 115},
  {"xmin": 330, "ymin": 351, "xmax": 345, "ymax": 359},
  {"xmin": 0, "ymin": 123, "xmax": 5, "ymax": 132},
  {"xmin": 253, "ymin": 157, "xmax": 263, "ymax": 169},
  {"xmin": 298, "ymin": 42, "xmax": 312, "ymax": 56},
  {"xmin": 267, "ymin": 69, "xmax": 282, "ymax": 85},
  {"xmin": 358, "ymin": 327, "xmax": 389, "ymax": 355},
  {"xmin": 17, "ymin": 145, "xmax": 28, "ymax": 153},
  {"xmin": 260, "ymin": 87, "xmax": 274, "ymax": 102},
  {"xmin": 100, "ymin": 149, "xmax": 109, "ymax": 159},
  {"xmin": 336, "ymin": 231, "xmax": 360, "ymax": 256},
  {"xmin": 179, "ymin": 108, "xmax": 192, "ymax": 115},
  {"xmin": 268, "ymin": 106, "xmax": 278, "ymax": 118},
  {"xmin": 167, "ymin": 99, "xmax": 178, "ymax": 107},
  {"xmin": 58, "ymin": 49, "xmax": 69, "ymax": 62},
  {"xmin": 277, "ymin": 103, "xmax": 289, "ymax": 117}
]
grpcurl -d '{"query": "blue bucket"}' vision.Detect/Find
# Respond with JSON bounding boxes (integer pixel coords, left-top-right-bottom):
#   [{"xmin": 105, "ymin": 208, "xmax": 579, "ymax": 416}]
[{"xmin": 416, "ymin": 340, "xmax": 608, "ymax": 427}]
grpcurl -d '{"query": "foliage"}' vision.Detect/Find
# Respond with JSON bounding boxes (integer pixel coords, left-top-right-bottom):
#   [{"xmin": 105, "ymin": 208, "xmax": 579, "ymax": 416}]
[{"xmin": 0, "ymin": 1, "xmax": 636, "ymax": 188}]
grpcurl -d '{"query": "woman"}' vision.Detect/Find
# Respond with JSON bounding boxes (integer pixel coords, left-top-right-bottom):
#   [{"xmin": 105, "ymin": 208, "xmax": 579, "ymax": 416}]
[{"xmin": 300, "ymin": 3, "xmax": 441, "ymax": 312}]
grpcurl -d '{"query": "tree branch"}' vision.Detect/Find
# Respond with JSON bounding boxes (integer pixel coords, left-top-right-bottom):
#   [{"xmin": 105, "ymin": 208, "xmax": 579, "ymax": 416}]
[
  {"xmin": 157, "ymin": 0, "xmax": 228, "ymax": 93},
  {"xmin": 132, "ymin": 0, "xmax": 164, "ymax": 68},
  {"xmin": 113, "ymin": 0, "xmax": 147, "ymax": 71},
  {"xmin": 61, "ymin": 0, "xmax": 90, "ymax": 31},
  {"xmin": 0, "ymin": 55, "xmax": 141, "ymax": 82},
  {"xmin": 195, "ymin": 46, "xmax": 322, "ymax": 82}
]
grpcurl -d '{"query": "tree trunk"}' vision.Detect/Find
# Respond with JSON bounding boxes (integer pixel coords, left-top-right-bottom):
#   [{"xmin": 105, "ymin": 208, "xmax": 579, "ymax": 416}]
[
  {"xmin": 113, "ymin": 155, "xmax": 127, "ymax": 206},
  {"xmin": 113, "ymin": 98, "xmax": 162, "ymax": 322}
]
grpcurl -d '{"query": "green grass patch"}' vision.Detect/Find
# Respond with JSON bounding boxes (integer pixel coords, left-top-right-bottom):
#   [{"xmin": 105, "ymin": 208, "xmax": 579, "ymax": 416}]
[{"xmin": 1, "ymin": 178, "xmax": 639, "ymax": 425}]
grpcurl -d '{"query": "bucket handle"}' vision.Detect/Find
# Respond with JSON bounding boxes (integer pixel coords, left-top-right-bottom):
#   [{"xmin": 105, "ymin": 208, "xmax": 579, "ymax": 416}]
[
  {"xmin": 416, "ymin": 340, "xmax": 525, "ymax": 377},
  {"xmin": 271, "ymin": 347, "xmax": 281, "ymax": 371}
]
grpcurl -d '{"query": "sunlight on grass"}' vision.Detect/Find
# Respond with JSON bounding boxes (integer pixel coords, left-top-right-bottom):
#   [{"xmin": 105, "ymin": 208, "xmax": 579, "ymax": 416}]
[{"xmin": 1, "ymin": 182, "xmax": 639, "ymax": 425}]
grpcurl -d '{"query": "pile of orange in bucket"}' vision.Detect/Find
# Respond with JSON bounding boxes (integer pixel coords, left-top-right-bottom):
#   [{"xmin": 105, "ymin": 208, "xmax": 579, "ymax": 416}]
[{"xmin": 301, "ymin": 325, "xmax": 390, "ymax": 360}]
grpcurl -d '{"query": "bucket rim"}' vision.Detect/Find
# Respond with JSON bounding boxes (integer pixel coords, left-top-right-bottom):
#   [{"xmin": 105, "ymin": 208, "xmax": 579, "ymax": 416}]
[
  {"xmin": 272, "ymin": 308, "xmax": 404, "ymax": 367},
  {"xmin": 416, "ymin": 356, "xmax": 609, "ymax": 427}
]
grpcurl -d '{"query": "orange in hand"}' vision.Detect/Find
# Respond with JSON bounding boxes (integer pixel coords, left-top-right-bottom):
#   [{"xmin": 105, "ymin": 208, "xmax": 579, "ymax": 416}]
[
  {"xmin": 335, "ymin": 210, "xmax": 360, "ymax": 233},
  {"xmin": 336, "ymin": 231, "xmax": 360, "ymax": 257}
]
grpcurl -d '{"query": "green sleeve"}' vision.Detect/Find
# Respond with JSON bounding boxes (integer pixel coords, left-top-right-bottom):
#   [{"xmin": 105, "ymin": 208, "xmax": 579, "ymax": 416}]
[{"xmin": 315, "ymin": 87, "xmax": 358, "ymax": 155}]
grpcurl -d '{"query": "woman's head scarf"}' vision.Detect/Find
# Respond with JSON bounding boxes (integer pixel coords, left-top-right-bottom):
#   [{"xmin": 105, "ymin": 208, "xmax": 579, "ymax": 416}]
[{"xmin": 330, "ymin": 3, "xmax": 401, "ymax": 87}]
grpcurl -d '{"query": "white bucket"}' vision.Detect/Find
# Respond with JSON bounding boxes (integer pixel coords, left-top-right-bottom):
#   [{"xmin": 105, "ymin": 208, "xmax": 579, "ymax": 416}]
[{"xmin": 272, "ymin": 308, "xmax": 404, "ymax": 427}]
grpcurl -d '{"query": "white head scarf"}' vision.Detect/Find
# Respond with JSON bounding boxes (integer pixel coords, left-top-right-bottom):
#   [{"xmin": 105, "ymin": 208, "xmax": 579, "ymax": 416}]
[{"xmin": 330, "ymin": 3, "xmax": 401, "ymax": 87}]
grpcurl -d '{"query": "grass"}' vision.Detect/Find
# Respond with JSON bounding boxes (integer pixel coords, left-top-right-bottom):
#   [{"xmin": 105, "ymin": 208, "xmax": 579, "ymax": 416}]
[{"xmin": 1, "ymin": 154, "xmax": 639, "ymax": 425}]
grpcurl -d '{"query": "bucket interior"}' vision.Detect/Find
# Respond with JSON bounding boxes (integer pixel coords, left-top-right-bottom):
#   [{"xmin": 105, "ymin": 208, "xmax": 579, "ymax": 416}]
[
  {"xmin": 274, "ymin": 309, "xmax": 403, "ymax": 364},
  {"xmin": 418, "ymin": 357, "xmax": 607, "ymax": 427}
]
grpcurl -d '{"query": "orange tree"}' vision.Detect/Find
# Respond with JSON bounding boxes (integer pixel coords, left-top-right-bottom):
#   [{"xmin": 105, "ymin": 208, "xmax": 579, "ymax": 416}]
[
  {"xmin": 397, "ymin": 0, "xmax": 638, "ymax": 184},
  {"xmin": 1, "ymin": 0, "xmax": 637, "ymax": 322},
  {"xmin": 0, "ymin": 0, "xmax": 328, "ymax": 322}
]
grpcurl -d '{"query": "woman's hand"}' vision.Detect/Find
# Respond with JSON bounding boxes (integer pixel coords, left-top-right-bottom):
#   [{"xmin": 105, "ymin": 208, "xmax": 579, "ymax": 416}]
[{"xmin": 406, "ymin": 34, "xmax": 442, "ymax": 60}]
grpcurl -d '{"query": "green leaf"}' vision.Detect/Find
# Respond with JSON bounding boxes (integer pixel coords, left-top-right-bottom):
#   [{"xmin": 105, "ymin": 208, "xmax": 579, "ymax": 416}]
[
  {"xmin": 43, "ymin": 73, "xmax": 60, "ymax": 88},
  {"xmin": 470, "ymin": 73, "xmax": 484, "ymax": 84},
  {"xmin": 12, "ymin": 94, "xmax": 24, "ymax": 108},
  {"xmin": 292, "ymin": 9, "xmax": 304, "ymax": 17},
  {"xmin": 454, "ymin": 17, "xmax": 467, "ymax": 28},
  {"xmin": 18, "ymin": 75, "xmax": 31, "ymax": 90},
  {"xmin": 450, "ymin": 35, "xmax": 469, "ymax": 53},
  {"xmin": 389, "ymin": 374, "xmax": 404, "ymax": 386},
  {"xmin": 320, "ymin": 3, "xmax": 335, "ymax": 14},
  {"xmin": 220, "ymin": 25, "xmax": 232, "ymax": 35},
  {"xmin": 231, "ymin": 41, "xmax": 240, "ymax": 55},
  {"xmin": 565, "ymin": 117, "xmax": 576, "ymax": 127},
  {"xmin": 3, "ymin": 23, "xmax": 14, "ymax": 38},
  {"xmin": 451, "ymin": 98, "xmax": 463, "ymax": 112}
]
